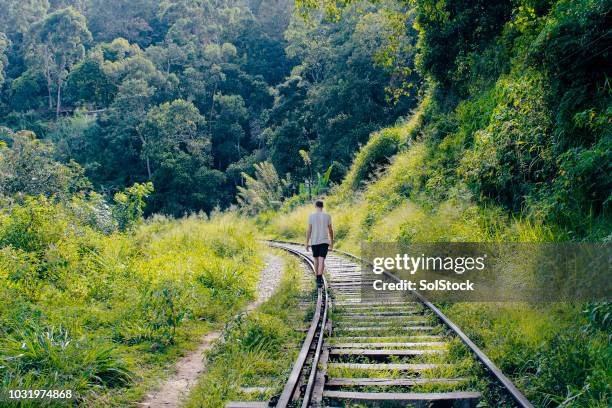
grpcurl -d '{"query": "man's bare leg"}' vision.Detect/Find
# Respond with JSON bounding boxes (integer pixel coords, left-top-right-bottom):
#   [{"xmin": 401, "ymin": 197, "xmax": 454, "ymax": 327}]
[
  {"xmin": 318, "ymin": 257, "xmax": 325, "ymax": 276},
  {"xmin": 313, "ymin": 257, "xmax": 323, "ymax": 287}
]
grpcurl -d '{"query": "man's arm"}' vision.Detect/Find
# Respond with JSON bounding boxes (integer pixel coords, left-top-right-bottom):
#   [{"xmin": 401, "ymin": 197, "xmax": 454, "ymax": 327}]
[
  {"xmin": 328, "ymin": 222, "xmax": 334, "ymax": 251},
  {"xmin": 306, "ymin": 224, "xmax": 312, "ymax": 251}
]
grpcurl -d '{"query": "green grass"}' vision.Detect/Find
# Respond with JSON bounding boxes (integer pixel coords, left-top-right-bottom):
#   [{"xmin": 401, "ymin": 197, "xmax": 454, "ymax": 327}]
[
  {"xmin": 441, "ymin": 302, "xmax": 611, "ymax": 407},
  {"xmin": 0, "ymin": 204, "xmax": 262, "ymax": 406}
]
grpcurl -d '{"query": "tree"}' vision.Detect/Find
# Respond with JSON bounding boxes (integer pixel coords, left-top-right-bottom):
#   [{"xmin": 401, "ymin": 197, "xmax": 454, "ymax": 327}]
[
  {"xmin": 157, "ymin": 0, "xmax": 223, "ymax": 47},
  {"xmin": 0, "ymin": 127, "xmax": 89, "ymax": 199},
  {"xmin": 265, "ymin": 3, "xmax": 418, "ymax": 182},
  {"xmin": 65, "ymin": 53, "xmax": 114, "ymax": 107},
  {"xmin": 85, "ymin": 0, "xmax": 157, "ymax": 47},
  {"xmin": 223, "ymin": 5, "xmax": 293, "ymax": 85},
  {"xmin": 0, "ymin": 0, "xmax": 298, "ymax": 215},
  {"xmin": 26, "ymin": 7, "xmax": 92, "ymax": 117},
  {"xmin": 8, "ymin": 69, "xmax": 47, "ymax": 111},
  {"xmin": 412, "ymin": 0, "xmax": 513, "ymax": 96},
  {"xmin": 0, "ymin": 0, "xmax": 49, "ymax": 39},
  {"xmin": 112, "ymin": 78, "xmax": 155, "ymax": 177},
  {"xmin": 141, "ymin": 99, "xmax": 209, "ymax": 171},
  {"xmin": 139, "ymin": 99, "xmax": 224, "ymax": 215},
  {"xmin": 66, "ymin": 41, "xmax": 178, "ymax": 194},
  {"xmin": 99, "ymin": 37, "xmax": 142, "ymax": 62},
  {"xmin": 0, "ymin": 32, "xmax": 9, "ymax": 86},
  {"xmin": 211, "ymin": 93, "xmax": 249, "ymax": 169},
  {"xmin": 113, "ymin": 181, "xmax": 153, "ymax": 230}
]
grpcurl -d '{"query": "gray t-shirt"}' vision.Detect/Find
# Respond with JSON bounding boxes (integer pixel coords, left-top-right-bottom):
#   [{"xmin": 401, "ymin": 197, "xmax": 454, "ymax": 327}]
[{"xmin": 308, "ymin": 212, "xmax": 332, "ymax": 245}]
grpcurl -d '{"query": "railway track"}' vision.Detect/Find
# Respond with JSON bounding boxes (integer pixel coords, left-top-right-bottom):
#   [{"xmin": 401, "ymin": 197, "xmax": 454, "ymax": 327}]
[{"xmin": 227, "ymin": 241, "xmax": 534, "ymax": 408}]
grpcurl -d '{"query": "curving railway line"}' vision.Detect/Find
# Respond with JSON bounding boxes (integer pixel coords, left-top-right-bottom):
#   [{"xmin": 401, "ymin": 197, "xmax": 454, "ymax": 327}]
[{"xmin": 227, "ymin": 241, "xmax": 534, "ymax": 408}]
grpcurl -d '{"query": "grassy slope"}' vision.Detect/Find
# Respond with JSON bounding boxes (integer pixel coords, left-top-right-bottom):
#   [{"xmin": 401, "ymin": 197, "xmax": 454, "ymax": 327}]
[{"xmin": 0, "ymin": 208, "xmax": 263, "ymax": 406}]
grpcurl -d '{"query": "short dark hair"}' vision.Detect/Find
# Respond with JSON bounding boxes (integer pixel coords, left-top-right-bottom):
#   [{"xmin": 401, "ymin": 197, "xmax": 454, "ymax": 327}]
[{"xmin": 315, "ymin": 200, "xmax": 324, "ymax": 208}]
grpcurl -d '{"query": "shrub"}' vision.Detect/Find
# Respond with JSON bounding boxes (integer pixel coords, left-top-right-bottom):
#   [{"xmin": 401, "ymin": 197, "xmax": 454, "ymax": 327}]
[
  {"xmin": 0, "ymin": 128, "xmax": 90, "ymax": 200},
  {"xmin": 0, "ymin": 324, "xmax": 131, "ymax": 391},
  {"xmin": 113, "ymin": 182, "xmax": 154, "ymax": 231},
  {"xmin": 458, "ymin": 71, "xmax": 553, "ymax": 211},
  {"xmin": 236, "ymin": 312, "xmax": 288, "ymax": 352},
  {"xmin": 236, "ymin": 162, "xmax": 290, "ymax": 216},
  {"xmin": 68, "ymin": 192, "xmax": 117, "ymax": 234},
  {"xmin": 545, "ymin": 135, "xmax": 612, "ymax": 227},
  {"xmin": 0, "ymin": 246, "xmax": 43, "ymax": 299},
  {"xmin": 114, "ymin": 282, "xmax": 188, "ymax": 348},
  {"xmin": 0, "ymin": 196, "xmax": 67, "ymax": 253},
  {"xmin": 138, "ymin": 282, "xmax": 188, "ymax": 347}
]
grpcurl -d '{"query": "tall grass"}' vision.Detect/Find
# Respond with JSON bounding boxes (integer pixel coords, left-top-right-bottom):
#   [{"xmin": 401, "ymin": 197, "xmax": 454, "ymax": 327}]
[
  {"xmin": 264, "ymin": 144, "xmax": 561, "ymax": 250},
  {"xmin": 0, "ymin": 201, "xmax": 262, "ymax": 405},
  {"xmin": 443, "ymin": 302, "xmax": 611, "ymax": 407}
]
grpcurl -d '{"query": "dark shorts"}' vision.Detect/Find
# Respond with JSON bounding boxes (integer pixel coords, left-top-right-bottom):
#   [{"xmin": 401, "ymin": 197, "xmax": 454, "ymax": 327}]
[{"xmin": 311, "ymin": 243, "xmax": 329, "ymax": 258}]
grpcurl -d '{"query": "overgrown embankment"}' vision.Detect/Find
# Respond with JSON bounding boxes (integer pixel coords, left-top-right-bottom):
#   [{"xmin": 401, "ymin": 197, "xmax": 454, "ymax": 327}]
[{"xmin": 0, "ymin": 199, "xmax": 262, "ymax": 406}]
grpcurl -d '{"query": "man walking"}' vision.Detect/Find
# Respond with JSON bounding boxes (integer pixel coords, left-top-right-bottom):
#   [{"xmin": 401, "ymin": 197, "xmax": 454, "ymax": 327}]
[{"xmin": 306, "ymin": 200, "xmax": 333, "ymax": 287}]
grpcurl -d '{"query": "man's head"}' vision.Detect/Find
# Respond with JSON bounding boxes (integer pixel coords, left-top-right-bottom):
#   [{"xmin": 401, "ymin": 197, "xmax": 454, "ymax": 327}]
[{"xmin": 315, "ymin": 200, "xmax": 324, "ymax": 209}]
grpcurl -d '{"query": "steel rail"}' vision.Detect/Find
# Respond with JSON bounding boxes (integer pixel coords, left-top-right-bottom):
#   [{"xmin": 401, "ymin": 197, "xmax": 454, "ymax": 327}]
[
  {"xmin": 269, "ymin": 242, "xmax": 329, "ymax": 408},
  {"xmin": 301, "ymin": 275, "xmax": 329, "ymax": 408},
  {"xmin": 267, "ymin": 240, "xmax": 534, "ymax": 408}
]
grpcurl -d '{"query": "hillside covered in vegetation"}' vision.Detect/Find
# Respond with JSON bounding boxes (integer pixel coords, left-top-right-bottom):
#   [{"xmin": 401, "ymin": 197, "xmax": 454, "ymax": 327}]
[
  {"xmin": 259, "ymin": 0, "xmax": 611, "ymax": 406},
  {"xmin": 264, "ymin": 0, "xmax": 610, "ymax": 241},
  {"xmin": 0, "ymin": 0, "xmax": 610, "ymax": 407}
]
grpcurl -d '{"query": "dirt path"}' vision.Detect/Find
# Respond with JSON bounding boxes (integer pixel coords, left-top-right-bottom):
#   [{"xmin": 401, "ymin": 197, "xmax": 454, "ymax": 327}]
[{"xmin": 140, "ymin": 253, "xmax": 284, "ymax": 408}]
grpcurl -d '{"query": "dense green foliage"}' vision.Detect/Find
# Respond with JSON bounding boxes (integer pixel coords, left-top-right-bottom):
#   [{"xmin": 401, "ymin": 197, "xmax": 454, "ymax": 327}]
[
  {"xmin": 236, "ymin": 161, "xmax": 290, "ymax": 215},
  {"xmin": 0, "ymin": 200, "xmax": 262, "ymax": 404},
  {"xmin": 266, "ymin": 2, "xmax": 418, "ymax": 181},
  {"xmin": 0, "ymin": 0, "xmax": 610, "ymax": 406},
  {"xmin": 296, "ymin": 0, "xmax": 611, "ymax": 237},
  {"xmin": 0, "ymin": 127, "xmax": 89, "ymax": 199},
  {"xmin": 1, "ymin": 0, "xmax": 295, "ymax": 215},
  {"xmin": 0, "ymin": 0, "xmax": 416, "ymax": 215}
]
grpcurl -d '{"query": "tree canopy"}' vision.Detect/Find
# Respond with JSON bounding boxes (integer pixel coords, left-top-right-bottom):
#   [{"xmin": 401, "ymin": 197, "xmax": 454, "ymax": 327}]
[
  {"xmin": 0, "ymin": 0, "xmax": 608, "ymax": 227},
  {"xmin": 0, "ymin": 0, "xmax": 419, "ymax": 215}
]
